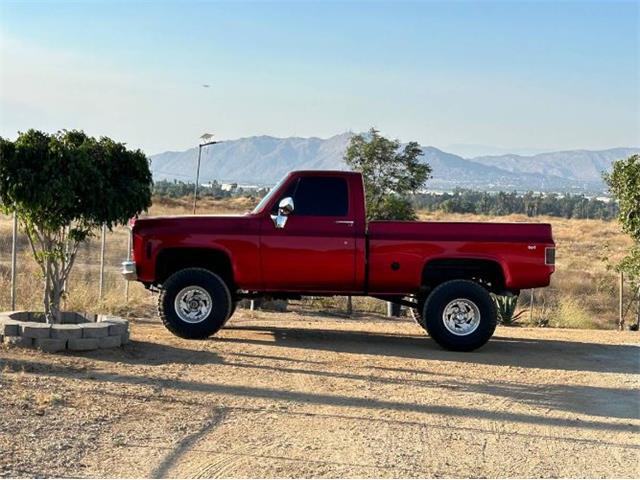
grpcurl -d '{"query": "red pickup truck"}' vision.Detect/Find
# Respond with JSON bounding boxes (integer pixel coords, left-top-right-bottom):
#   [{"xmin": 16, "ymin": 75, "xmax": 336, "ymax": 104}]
[{"xmin": 122, "ymin": 170, "xmax": 555, "ymax": 351}]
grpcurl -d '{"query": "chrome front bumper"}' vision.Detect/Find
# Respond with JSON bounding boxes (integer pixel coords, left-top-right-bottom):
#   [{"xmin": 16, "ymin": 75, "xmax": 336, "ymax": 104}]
[{"xmin": 121, "ymin": 261, "xmax": 137, "ymax": 281}]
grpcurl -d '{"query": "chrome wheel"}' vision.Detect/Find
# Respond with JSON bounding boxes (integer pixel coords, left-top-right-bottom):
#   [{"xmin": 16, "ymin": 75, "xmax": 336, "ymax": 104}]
[
  {"xmin": 442, "ymin": 298, "xmax": 481, "ymax": 336},
  {"xmin": 174, "ymin": 286, "xmax": 213, "ymax": 323}
]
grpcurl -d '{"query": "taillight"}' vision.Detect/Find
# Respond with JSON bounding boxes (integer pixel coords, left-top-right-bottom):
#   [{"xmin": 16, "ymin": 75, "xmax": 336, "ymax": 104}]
[{"xmin": 545, "ymin": 247, "xmax": 556, "ymax": 265}]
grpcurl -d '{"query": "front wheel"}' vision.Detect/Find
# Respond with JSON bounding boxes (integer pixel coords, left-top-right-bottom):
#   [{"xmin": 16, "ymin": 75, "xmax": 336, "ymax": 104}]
[
  {"xmin": 158, "ymin": 268, "xmax": 232, "ymax": 339},
  {"xmin": 423, "ymin": 280, "xmax": 497, "ymax": 351}
]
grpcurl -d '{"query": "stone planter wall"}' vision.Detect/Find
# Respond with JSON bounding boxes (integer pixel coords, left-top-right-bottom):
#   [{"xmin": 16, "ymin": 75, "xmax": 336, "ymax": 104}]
[{"xmin": 0, "ymin": 311, "xmax": 130, "ymax": 353}]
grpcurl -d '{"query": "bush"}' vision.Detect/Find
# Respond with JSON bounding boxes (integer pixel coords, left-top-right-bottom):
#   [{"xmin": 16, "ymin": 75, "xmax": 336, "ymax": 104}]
[{"xmin": 550, "ymin": 296, "xmax": 599, "ymax": 329}]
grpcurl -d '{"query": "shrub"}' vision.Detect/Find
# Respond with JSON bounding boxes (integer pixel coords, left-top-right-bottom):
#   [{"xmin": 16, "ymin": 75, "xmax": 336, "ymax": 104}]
[
  {"xmin": 492, "ymin": 294, "xmax": 526, "ymax": 326},
  {"xmin": 550, "ymin": 296, "xmax": 599, "ymax": 329}
]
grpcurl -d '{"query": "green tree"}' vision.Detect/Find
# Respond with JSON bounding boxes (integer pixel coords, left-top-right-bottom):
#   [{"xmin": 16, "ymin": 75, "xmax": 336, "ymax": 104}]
[
  {"xmin": 344, "ymin": 128, "xmax": 431, "ymax": 220},
  {"xmin": 604, "ymin": 154, "xmax": 640, "ymax": 280},
  {"xmin": 0, "ymin": 129, "xmax": 153, "ymax": 322}
]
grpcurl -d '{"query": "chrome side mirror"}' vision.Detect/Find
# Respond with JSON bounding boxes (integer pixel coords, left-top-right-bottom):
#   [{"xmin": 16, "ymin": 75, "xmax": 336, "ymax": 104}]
[{"xmin": 270, "ymin": 197, "xmax": 294, "ymax": 229}]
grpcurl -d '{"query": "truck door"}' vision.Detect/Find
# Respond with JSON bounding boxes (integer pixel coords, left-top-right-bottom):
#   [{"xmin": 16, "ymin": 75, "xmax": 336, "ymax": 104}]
[{"xmin": 259, "ymin": 175, "xmax": 357, "ymax": 291}]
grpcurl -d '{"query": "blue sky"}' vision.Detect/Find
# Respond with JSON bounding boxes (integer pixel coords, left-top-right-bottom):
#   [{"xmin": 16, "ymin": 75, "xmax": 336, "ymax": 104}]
[{"xmin": 1, "ymin": 0, "xmax": 638, "ymax": 155}]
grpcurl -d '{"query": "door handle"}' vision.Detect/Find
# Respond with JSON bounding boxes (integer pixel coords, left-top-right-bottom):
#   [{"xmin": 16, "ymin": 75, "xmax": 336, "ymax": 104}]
[{"xmin": 335, "ymin": 220, "xmax": 354, "ymax": 226}]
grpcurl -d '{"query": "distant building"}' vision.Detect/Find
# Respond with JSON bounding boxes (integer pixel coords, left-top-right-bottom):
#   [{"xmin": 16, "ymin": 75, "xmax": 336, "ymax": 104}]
[{"xmin": 221, "ymin": 183, "xmax": 238, "ymax": 192}]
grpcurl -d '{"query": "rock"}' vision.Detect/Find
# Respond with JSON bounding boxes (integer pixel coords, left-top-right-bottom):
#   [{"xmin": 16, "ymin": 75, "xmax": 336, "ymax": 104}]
[
  {"xmin": 0, "ymin": 320, "xmax": 20, "ymax": 336},
  {"xmin": 61, "ymin": 312, "xmax": 81, "ymax": 324},
  {"xmin": 82, "ymin": 313, "xmax": 98, "ymax": 323},
  {"xmin": 3, "ymin": 336, "xmax": 33, "ymax": 348},
  {"xmin": 121, "ymin": 330, "xmax": 131, "ymax": 345},
  {"xmin": 50, "ymin": 324, "xmax": 83, "ymax": 340},
  {"xmin": 67, "ymin": 338, "xmax": 99, "ymax": 351},
  {"xmin": 19, "ymin": 322, "xmax": 51, "ymax": 339},
  {"xmin": 34, "ymin": 338, "xmax": 67, "ymax": 353},
  {"xmin": 78, "ymin": 323, "xmax": 110, "ymax": 338},
  {"xmin": 98, "ymin": 335, "xmax": 122, "ymax": 349},
  {"xmin": 104, "ymin": 322, "xmax": 128, "ymax": 336}
]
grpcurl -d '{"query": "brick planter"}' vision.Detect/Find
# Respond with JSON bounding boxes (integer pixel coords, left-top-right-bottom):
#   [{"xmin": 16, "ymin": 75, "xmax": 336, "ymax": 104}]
[{"xmin": 0, "ymin": 311, "xmax": 130, "ymax": 353}]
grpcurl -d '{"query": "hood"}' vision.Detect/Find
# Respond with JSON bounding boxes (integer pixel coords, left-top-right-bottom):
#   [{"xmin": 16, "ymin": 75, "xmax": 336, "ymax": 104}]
[{"xmin": 132, "ymin": 213, "xmax": 258, "ymax": 235}]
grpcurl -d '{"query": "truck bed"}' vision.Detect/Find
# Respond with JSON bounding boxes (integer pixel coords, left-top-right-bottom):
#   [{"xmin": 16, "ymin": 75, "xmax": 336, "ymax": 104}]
[
  {"xmin": 367, "ymin": 220, "xmax": 554, "ymax": 293},
  {"xmin": 368, "ymin": 220, "xmax": 553, "ymax": 243}
]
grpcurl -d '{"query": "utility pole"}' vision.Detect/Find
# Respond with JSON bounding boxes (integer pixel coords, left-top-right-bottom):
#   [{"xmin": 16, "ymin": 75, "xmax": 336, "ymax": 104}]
[{"xmin": 193, "ymin": 133, "xmax": 219, "ymax": 214}]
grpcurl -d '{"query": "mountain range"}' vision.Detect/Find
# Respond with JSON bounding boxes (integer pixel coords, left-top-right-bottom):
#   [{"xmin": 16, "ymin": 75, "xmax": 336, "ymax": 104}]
[{"xmin": 150, "ymin": 133, "xmax": 639, "ymax": 193}]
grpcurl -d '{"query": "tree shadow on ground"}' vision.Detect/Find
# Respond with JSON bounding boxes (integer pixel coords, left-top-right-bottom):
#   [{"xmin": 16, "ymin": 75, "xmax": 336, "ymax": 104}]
[
  {"xmin": 3, "ymin": 320, "xmax": 638, "ymax": 423},
  {"xmin": 3, "ymin": 352, "xmax": 637, "ymax": 433},
  {"xmin": 220, "ymin": 324, "xmax": 640, "ymax": 375}
]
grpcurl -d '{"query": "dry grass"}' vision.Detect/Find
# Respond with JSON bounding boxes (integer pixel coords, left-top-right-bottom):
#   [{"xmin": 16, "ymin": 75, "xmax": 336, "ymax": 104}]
[{"xmin": 0, "ymin": 197, "xmax": 636, "ymax": 329}]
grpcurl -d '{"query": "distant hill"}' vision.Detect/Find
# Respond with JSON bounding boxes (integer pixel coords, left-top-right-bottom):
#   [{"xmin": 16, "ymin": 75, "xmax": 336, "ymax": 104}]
[
  {"xmin": 149, "ymin": 133, "xmax": 639, "ymax": 193},
  {"xmin": 471, "ymin": 148, "xmax": 639, "ymax": 184}
]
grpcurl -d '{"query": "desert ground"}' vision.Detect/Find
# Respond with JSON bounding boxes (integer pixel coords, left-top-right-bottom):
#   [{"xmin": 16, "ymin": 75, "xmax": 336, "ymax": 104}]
[{"xmin": 1, "ymin": 309, "xmax": 638, "ymax": 478}]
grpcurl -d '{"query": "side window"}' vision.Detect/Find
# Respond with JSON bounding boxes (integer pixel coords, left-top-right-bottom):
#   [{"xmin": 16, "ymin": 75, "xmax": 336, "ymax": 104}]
[{"xmin": 294, "ymin": 176, "xmax": 349, "ymax": 216}]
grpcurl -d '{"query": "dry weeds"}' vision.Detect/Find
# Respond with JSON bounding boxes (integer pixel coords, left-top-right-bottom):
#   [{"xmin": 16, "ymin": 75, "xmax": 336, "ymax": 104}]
[{"xmin": 0, "ymin": 197, "xmax": 636, "ymax": 329}]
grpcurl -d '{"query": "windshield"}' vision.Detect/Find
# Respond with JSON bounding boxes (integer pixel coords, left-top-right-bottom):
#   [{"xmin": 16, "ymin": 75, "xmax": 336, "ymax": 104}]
[{"xmin": 252, "ymin": 175, "xmax": 287, "ymax": 214}]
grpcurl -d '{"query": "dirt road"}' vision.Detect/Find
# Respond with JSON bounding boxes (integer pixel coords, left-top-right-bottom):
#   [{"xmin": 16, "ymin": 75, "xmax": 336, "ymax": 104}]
[{"xmin": 1, "ymin": 311, "xmax": 638, "ymax": 478}]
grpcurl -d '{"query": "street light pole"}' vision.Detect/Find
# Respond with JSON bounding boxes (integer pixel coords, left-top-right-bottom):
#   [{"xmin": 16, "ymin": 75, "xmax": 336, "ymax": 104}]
[{"xmin": 193, "ymin": 136, "xmax": 219, "ymax": 214}]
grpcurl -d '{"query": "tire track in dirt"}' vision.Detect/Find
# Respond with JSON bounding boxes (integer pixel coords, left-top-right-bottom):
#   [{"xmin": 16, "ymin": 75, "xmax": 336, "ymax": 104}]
[
  {"xmin": 190, "ymin": 445, "xmax": 256, "ymax": 479},
  {"xmin": 149, "ymin": 409, "xmax": 227, "ymax": 478}
]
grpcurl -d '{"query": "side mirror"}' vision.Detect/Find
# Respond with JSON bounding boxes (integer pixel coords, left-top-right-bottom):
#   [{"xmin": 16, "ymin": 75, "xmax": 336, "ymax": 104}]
[
  {"xmin": 278, "ymin": 197, "xmax": 294, "ymax": 215},
  {"xmin": 271, "ymin": 197, "xmax": 294, "ymax": 229}
]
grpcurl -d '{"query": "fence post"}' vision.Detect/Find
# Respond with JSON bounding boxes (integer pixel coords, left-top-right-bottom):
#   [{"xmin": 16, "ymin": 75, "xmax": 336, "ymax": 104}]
[
  {"xmin": 346, "ymin": 296, "xmax": 353, "ymax": 316},
  {"xmin": 10, "ymin": 211, "xmax": 18, "ymax": 310},
  {"xmin": 618, "ymin": 272, "xmax": 624, "ymax": 331},
  {"xmin": 99, "ymin": 223, "xmax": 106, "ymax": 301},
  {"xmin": 124, "ymin": 227, "xmax": 132, "ymax": 303},
  {"xmin": 529, "ymin": 289, "xmax": 534, "ymax": 324}
]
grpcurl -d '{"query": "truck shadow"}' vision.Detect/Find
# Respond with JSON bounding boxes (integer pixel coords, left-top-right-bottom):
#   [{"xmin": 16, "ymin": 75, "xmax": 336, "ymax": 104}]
[
  {"xmin": 68, "ymin": 334, "xmax": 637, "ymax": 421},
  {"xmin": 220, "ymin": 324, "xmax": 640, "ymax": 375}
]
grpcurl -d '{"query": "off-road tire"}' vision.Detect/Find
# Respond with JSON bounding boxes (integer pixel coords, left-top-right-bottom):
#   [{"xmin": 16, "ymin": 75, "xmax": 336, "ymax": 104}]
[
  {"xmin": 423, "ymin": 280, "xmax": 497, "ymax": 351},
  {"xmin": 223, "ymin": 301, "xmax": 238, "ymax": 326},
  {"xmin": 158, "ymin": 268, "xmax": 232, "ymax": 339}
]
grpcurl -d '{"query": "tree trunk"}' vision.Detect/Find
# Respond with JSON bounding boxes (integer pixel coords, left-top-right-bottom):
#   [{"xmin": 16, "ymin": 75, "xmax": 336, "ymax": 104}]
[
  {"xmin": 42, "ymin": 244, "xmax": 64, "ymax": 324},
  {"xmin": 43, "ymin": 257, "xmax": 53, "ymax": 323},
  {"xmin": 47, "ymin": 276, "xmax": 64, "ymax": 323},
  {"xmin": 24, "ymin": 223, "xmax": 79, "ymax": 324}
]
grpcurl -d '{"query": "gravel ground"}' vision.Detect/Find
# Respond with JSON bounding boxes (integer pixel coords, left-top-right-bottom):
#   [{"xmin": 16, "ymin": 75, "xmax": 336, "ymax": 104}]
[{"xmin": 0, "ymin": 310, "xmax": 638, "ymax": 478}]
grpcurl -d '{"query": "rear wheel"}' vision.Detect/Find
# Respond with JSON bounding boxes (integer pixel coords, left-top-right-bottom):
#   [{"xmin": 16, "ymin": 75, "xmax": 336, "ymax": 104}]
[
  {"xmin": 158, "ymin": 268, "xmax": 232, "ymax": 339},
  {"xmin": 423, "ymin": 280, "xmax": 497, "ymax": 351},
  {"xmin": 223, "ymin": 300, "xmax": 238, "ymax": 326}
]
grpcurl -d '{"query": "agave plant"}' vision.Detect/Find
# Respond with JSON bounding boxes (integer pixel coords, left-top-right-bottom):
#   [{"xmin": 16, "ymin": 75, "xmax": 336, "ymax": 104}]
[{"xmin": 492, "ymin": 294, "xmax": 527, "ymax": 326}]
